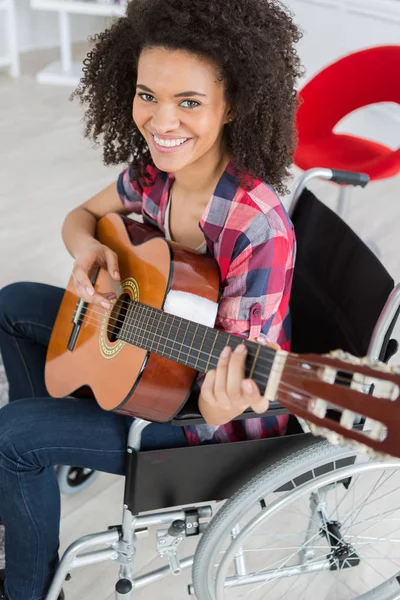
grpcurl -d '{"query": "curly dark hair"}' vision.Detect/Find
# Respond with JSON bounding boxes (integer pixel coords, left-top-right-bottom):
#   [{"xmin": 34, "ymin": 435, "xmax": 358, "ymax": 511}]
[{"xmin": 72, "ymin": 0, "xmax": 302, "ymax": 194}]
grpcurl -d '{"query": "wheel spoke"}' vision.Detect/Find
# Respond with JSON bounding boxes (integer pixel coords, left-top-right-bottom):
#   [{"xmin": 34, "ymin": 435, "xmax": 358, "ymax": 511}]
[{"xmin": 195, "ymin": 449, "xmax": 400, "ymax": 600}]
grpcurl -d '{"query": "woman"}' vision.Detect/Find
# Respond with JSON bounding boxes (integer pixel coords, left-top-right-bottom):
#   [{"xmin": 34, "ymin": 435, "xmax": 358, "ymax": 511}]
[{"xmin": 0, "ymin": 0, "xmax": 301, "ymax": 597}]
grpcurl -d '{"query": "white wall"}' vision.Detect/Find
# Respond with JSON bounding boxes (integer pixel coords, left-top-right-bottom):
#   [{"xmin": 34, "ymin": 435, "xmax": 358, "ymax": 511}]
[
  {"xmin": 286, "ymin": 0, "xmax": 400, "ymax": 82},
  {"xmin": 4, "ymin": 0, "xmax": 400, "ymax": 58},
  {"xmin": 2, "ymin": 0, "xmax": 400, "ymax": 135}
]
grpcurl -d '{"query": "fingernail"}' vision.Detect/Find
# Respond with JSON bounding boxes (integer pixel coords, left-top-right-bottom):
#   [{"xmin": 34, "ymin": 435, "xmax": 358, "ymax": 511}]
[
  {"xmin": 114, "ymin": 271, "xmax": 120, "ymax": 280},
  {"xmin": 235, "ymin": 344, "xmax": 246, "ymax": 354},
  {"xmin": 243, "ymin": 380, "xmax": 254, "ymax": 394},
  {"xmin": 220, "ymin": 346, "xmax": 231, "ymax": 358},
  {"xmin": 86, "ymin": 287, "xmax": 94, "ymax": 297},
  {"xmin": 101, "ymin": 301, "xmax": 111, "ymax": 309}
]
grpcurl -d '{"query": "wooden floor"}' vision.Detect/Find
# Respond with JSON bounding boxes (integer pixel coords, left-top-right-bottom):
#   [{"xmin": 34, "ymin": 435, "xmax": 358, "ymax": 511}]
[{"xmin": 0, "ymin": 46, "xmax": 399, "ymax": 599}]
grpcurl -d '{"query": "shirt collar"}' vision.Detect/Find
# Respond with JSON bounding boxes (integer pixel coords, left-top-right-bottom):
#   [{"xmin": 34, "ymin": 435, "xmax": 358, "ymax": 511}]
[
  {"xmin": 158, "ymin": 158, "xmax": 242, "ymax": 244},
  {"xmin": 199, "ymin": 158, "xmax": 242, "ymax": 243}
]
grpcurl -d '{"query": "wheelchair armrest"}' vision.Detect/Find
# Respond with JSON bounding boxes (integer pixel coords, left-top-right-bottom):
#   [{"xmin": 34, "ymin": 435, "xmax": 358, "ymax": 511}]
[{"xmin": 171, "ymin": 389, "xmax": 288, "ymax": 427}]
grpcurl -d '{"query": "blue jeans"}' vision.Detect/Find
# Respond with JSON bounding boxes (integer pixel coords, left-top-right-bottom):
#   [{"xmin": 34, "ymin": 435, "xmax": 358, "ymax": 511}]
[{"xmin": 0, "ymin": 282, "xmax": 188, "ymax": 600}]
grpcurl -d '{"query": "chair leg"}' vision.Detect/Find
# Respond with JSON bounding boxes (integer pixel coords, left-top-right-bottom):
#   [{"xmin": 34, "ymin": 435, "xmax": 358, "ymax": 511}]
[
  {"xmin": 114, "ymin": 505, "xmax": 137, "ymax": 597},
  {"xmin": 115, "ymin": 579, "xmax": 134, "ymax": 598},
  {"xmin": 113, "ymin": 420, "xmax": 152, "ymax": 597},
  {"xmin": 6, "ymin": 0, "xmax": 20, "ymax": 78}
]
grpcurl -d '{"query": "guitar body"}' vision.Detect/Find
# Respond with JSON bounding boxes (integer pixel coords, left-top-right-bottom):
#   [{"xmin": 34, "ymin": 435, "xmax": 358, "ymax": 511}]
[
  {"xmin": 45, "ymin": 215, "xmax": 400, "ymax": 460},
  {"xmin": 45, "ymin": 214, "xmax": 220, "ymax": 422}
]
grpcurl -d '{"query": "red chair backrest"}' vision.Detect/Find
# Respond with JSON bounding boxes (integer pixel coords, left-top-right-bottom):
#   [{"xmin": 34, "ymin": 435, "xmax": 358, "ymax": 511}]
[{"xmin": 297, "ymin": 45, "xmax": 400, "ymax": 141}]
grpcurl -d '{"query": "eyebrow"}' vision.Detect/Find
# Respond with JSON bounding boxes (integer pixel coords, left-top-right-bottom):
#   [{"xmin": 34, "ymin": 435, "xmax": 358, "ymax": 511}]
[{"xmin": 136, "ymin": 84, "xmax": 207, "ymax": 98}]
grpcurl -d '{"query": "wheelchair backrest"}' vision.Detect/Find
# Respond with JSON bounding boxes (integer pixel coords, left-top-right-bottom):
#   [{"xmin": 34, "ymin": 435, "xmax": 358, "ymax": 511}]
[{"xmin": 290, "ymin": 188, "xmax": 394, "ymax": 358}]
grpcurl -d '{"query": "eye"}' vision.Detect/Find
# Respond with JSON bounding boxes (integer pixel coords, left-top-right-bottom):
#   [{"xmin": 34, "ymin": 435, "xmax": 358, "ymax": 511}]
[
  {"xmin": 138, "ymin": 93, "xmax": 156, "ymax": 103},
  {"xmin": 180, "ymin": 100, "xmax": 201, "ymax": 109}
]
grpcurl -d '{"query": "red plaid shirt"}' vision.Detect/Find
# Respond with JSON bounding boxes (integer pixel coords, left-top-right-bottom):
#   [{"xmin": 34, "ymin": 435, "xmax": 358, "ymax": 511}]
[{"xmin": 117, "ymin": 160, "xmax": 295, "ymax": 444}]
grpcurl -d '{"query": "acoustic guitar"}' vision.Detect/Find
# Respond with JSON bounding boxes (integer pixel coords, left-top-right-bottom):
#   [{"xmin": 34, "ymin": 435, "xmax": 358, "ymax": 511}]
[{"xmin": 45, "ymin": 214, "xmax": 400, "ymax": 460}]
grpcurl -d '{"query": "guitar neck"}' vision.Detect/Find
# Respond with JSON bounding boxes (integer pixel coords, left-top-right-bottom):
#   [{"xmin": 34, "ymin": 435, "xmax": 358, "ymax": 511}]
[{"xmin": 117, "ymin": 300, "xmax": 275, "ymax": 393}]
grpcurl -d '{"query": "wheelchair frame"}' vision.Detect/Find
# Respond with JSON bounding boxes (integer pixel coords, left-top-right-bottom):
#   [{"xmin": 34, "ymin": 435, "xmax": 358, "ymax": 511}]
[{"xmin": 45, "ymin": 169, "xmax": 400, "ymax": 600}]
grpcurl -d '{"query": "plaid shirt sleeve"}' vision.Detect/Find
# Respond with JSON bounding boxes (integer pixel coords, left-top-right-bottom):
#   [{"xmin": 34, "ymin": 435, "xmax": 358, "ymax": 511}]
[
  {"xmin": 117, "ymin": 167, "xmax": 144, "ymax": 214},
  {"xmin": 189, "ymin": 228, "xmax": 293, "ymax": 446},
  {"xmin": 215, "ymin": 231, "xmax": 293, "ymax": 349}
]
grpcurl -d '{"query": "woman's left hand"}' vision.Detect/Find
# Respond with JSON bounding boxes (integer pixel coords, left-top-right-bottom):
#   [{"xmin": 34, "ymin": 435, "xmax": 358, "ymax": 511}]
[{"xmin": 199, "ymin": 337, "xmax": 276, "ymax": 426}]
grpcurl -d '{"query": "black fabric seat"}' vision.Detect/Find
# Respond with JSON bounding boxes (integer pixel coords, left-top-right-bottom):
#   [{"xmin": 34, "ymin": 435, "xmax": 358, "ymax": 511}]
[{"xmin": 290, "ymin": 188, "xmax": 395, "ymax": 358}]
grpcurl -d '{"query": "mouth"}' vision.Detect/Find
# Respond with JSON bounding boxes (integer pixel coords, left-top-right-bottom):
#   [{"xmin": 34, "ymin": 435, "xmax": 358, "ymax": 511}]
[{"xmin": 149, "ymin": 133, "xmax": 192, "ymax": 154}]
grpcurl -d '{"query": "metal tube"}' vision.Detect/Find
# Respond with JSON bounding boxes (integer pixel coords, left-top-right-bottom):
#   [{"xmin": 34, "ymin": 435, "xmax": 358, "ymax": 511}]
[
  {"xmin": 133, "ymin": 557, "xmax": 194, "ymax": 590},
  {"xmin": 367, "ymin": 283, "xmax": 400, "ymax": 362},
  {"xmin": 63, "ymin": 529, "xmax": 120, "ymax": 555},
  {"xmin": 127, "ymin": 419, "xmax": 152, "ymax": 450},
  {"xmin": 168, "ymin": 553, "xmax": 181, "ymax": 576},
  {"xmin": 364, "ymin": 282, "xmax": 400, "ymax": 433},
  {"xmin": 119, "ymin": 506, "xmax": 135, "ymax": 581},
  {"xmin": 336, "ymin": 185, "xmax": 350, "ymax": 219},
  {"xmin": 72, "ymin": 548, "xmax": 119, "ymax": 569},
  {"xmin": 45, "ymin": 530, "xmax": 120, "ymax": 600},
  {"xmin": 223, "ymin": 559, "xmax": 331, "ymax": 588},
  {"xmin": 231, "ymin": 525, "xmax": 248, "ymax": 577},
  {"xmin": 288, "ymin": 168, "xmax": 333, "ymax": 216},
  {"xmin": 299, "ymin": 493, "xmax": 319, "ymax": 564},
  {"xmin": 134, "ymin": 509, "xmax": 188, "ymax": 528}
]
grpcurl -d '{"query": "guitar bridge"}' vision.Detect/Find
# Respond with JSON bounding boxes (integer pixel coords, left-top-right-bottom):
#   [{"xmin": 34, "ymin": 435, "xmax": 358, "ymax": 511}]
[
  {"xmin": 68, "ymin": 297, "xmax": 87, "ymax": 352},
  {"xmin": 68, "ymin": 269, "xmax": 99, "ymax": 352}
]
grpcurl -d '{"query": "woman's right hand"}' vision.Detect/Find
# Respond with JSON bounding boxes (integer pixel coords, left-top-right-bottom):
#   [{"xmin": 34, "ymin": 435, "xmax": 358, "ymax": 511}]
[{"xmin": 71, "ymin": 241, "xmax": 121, "ymax": 309}]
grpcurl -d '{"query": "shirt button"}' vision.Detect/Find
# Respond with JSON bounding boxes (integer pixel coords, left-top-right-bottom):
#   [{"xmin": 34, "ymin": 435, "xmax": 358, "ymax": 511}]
[{"xmin": 253, "ymin": 309, "xmax": 261, "ymax": 316}]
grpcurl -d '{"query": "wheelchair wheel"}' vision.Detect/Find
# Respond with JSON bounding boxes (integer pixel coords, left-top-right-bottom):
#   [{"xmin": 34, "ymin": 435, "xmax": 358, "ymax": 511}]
[
  {"xmin": 193, "ymin": 440, "xmax": 400, "ymax": 600},
  {"xmin": 56, "ymin": 466, "xmax": 98, "ymax": 495}
]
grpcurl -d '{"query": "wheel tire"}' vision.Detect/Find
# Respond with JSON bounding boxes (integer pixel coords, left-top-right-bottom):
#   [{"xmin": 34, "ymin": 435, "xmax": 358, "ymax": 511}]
[
  {"xmin": 193, "ymin": 440, "xmax": 400, "ymax": 600},
  {"xmin": 57, "ymin": 466, "xmax": 98, "ymax": 495}
]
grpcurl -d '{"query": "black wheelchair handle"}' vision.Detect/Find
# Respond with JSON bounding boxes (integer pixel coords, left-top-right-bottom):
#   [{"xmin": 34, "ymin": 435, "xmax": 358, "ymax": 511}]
[{"xmin": 330, "ymin": 169, "xmax": 370, "ymax": 188}]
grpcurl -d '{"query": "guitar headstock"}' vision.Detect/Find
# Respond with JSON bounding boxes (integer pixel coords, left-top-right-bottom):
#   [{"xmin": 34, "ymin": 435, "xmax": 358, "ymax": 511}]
[{"xmin": 278, "ymin": 350, "xmax": 400, "ymax": 461}]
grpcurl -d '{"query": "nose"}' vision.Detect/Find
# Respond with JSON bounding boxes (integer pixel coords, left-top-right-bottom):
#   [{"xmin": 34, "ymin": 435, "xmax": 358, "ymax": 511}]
[{"xmin": 151, "ymin": 104, "xmax": 180, "ymax": 134}]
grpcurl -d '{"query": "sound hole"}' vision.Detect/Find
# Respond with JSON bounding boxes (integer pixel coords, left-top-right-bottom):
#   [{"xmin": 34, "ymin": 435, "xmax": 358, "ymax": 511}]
[{"xmin": 107, "ymin": 293, "xmax": 131, "ymax": 343}]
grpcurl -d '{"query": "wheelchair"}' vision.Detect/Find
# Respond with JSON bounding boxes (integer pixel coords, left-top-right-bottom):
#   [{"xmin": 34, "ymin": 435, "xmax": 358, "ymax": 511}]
[{"xmin": 48, "ymin": 169, "xmax": 400, "ymax": 600}]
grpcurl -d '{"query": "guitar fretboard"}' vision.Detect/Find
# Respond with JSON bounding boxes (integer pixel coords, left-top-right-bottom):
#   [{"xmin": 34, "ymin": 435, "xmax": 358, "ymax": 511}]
[{"xmin": 117, "ymin": 300, "xmax": 274, "ymax": 393}]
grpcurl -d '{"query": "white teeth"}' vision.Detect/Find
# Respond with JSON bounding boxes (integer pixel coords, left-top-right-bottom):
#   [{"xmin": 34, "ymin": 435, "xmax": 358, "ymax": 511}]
[{"xmin": 153, "ymin": 135, "xmax": 188, "ymax": 148}]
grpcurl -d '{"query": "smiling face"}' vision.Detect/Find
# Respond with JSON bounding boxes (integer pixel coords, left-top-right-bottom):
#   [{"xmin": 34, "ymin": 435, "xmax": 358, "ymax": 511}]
[{"xmin": 132, "ymin": 47, "xmax": 231, "ymax": 175}]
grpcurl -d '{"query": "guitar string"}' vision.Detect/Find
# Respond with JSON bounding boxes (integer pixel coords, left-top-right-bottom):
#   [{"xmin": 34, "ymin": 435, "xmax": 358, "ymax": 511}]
[
  {"xmin": 81, "ymin": 303, "xmax": 276, "ymax": 369},
  {"xmin": 78, "ymin": 288, "xmax": 396, "ymax": 380},
  {"xmin": 69, "ymin": 308, "xmax": 289, "ymax": 390},
  {"xmin": 83, "ymin": 301, "xmax": 307, "ymax": 373},
  {"xmin": 66, "ymin": 302, "xmax": 393, "ymax": 414},
  {"xmin": 278, "ymin": 378, "xmax": 387, "ymax": 442},
  {"xmin": 78, "ymin": 297, "xmax": 328, "ymax": 406},
  {"xmin": 76, "ymin": 306, "xmax": 298, "ymax": 376},
  {"xmin": 83, "ymin": 301, "xmax": 385, "ymax": 390},
  {"xmin": 81, "ymin": 298, "xmax": 385, "ymax": 378},
  {"xmin": 79, "ymin": 303, "xmax": 385, "ymax": 389},
  {"xmin": 68, "ymin": 306, "xmax": 391, "ymax": 397}
]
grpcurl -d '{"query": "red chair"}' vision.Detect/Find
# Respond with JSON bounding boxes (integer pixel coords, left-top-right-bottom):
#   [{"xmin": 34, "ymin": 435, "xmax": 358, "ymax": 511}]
[{"xmin": 294, "ymin": 46, "xmax": 400, "ymax": 192}]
